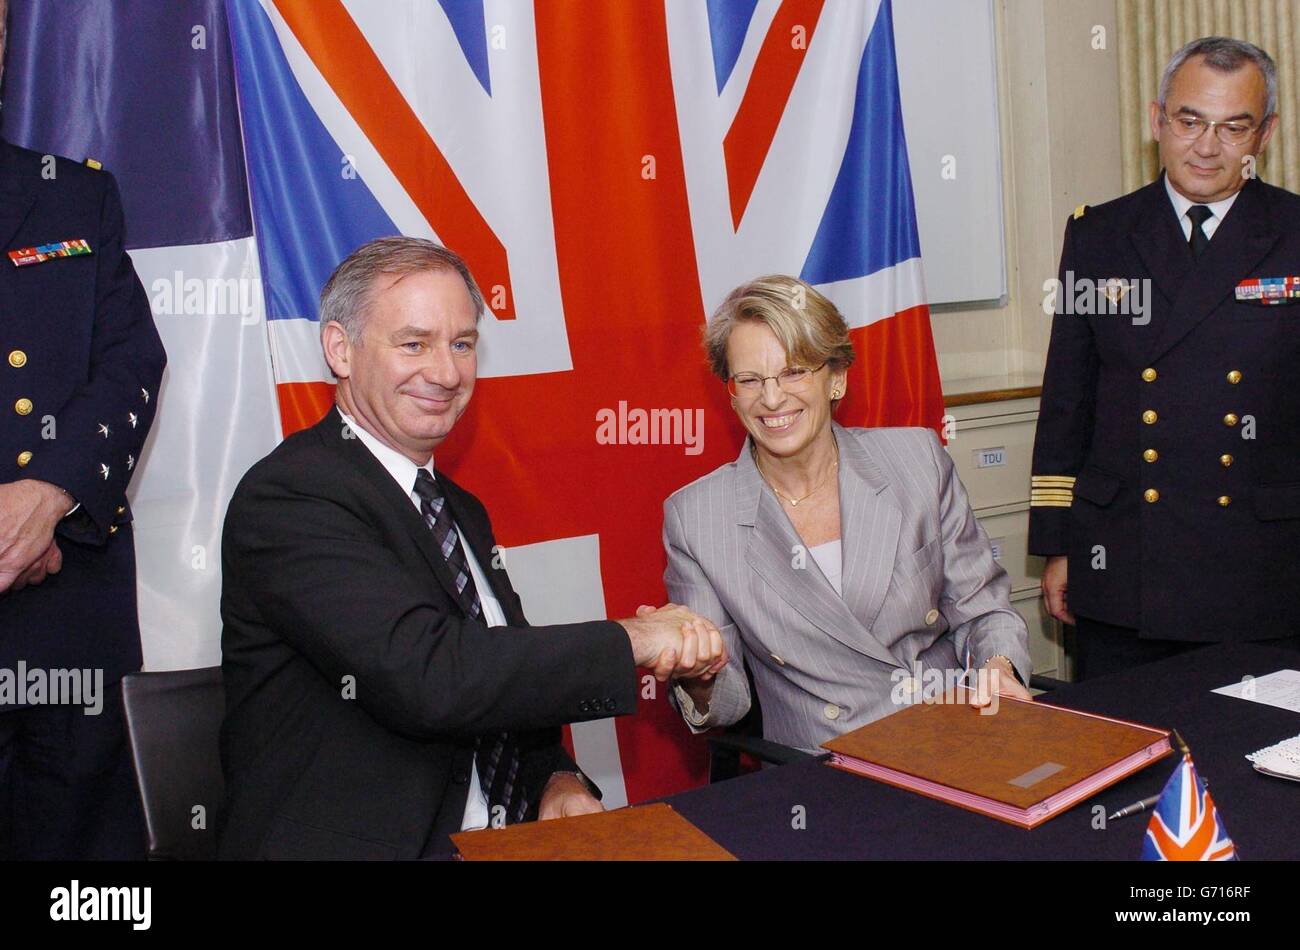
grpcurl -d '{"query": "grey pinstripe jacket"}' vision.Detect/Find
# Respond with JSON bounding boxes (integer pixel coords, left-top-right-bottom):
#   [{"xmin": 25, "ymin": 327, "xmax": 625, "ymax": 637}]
[{"xmin": 663, "ymin": 424, "xmax": 1031, "ymax": 753}]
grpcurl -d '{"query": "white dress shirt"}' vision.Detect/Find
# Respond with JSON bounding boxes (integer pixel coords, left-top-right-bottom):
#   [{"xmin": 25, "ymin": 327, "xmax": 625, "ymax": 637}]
[
  {"xmin": 339, "ymin": 410, "xmax": 499, "ymax": 832},
  {"xmin": 1164, "ymin": 174, "xmax": 1240, "ymax": 242}
]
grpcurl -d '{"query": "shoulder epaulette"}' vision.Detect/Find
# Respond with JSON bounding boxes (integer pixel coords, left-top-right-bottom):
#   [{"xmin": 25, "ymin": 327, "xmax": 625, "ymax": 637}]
[
  {"xmin": 1073, "ymin": 204, "xmax": 1088, "ymax": 220},
  {"xmin": 84, "ymin": 158, "xmax": 103, "ymax": 170}
]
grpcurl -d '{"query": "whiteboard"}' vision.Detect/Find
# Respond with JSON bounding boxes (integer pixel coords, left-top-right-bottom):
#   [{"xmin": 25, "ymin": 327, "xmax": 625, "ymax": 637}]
[{"xmin": 893, "ymin": 0, "xmax": 1006, "ymax": 305}]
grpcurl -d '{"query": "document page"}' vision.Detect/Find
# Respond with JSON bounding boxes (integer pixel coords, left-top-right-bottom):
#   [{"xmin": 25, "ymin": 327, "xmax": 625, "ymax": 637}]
[{"xmin": 1212, "ymin": 669, "xmax": 1300, "ymax": 713}]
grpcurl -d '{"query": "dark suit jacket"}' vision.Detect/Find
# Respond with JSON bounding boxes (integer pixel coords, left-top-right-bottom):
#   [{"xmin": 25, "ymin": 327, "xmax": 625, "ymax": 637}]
[
  {"xmin": 1029, "ymin": 174, "xmax": 1300, "ymax": 641},
  {"xmin": 217, "ymin": 407, "xmax": 638, "ymax": 859},
  {"xmin": 0, "ymin": 139, "xmax": 165, "ymax": 686}
]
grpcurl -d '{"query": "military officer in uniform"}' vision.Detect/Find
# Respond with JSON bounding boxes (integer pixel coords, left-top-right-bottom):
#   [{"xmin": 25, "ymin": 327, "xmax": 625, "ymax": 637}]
[
  {"xmin": 1031, "ymin": 36, "xmax": 1300, "ymax": 679},
  {"xmin": 0, "ymin": 0, "xmax": 166, "ymax": 857}
]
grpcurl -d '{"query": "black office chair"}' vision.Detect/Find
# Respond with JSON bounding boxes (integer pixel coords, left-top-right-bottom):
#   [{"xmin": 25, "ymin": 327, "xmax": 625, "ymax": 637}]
[
  {"xmin": 706, "ymin": 660, "xmax": 812, "ymax": 782},
  {"xmin": 1029, "ymin": 673, "xmax": 1068, "ymax": 692},
  {"xmin": 120, "ymin": 666, "xmax": 225, "ymax": 860}
]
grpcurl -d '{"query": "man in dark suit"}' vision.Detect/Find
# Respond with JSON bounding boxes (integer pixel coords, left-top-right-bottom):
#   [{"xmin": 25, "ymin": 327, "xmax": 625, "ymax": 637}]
[
  {"xmin": 1031, "ymin": 36, "xmax": 1300, "ymax": 679},
  {"xmin": 218, "ymin": 237, "xmax": 724, "ymax": 859},
  {"xmin": 0, "ymin": 0, "xmax": 166, "ymax": 859}
]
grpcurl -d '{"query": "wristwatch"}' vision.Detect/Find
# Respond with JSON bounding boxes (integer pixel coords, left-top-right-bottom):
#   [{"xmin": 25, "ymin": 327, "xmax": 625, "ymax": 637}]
[{"xmin": 984, "ymin": 654, "xmax": 1026, "ymax": 687}]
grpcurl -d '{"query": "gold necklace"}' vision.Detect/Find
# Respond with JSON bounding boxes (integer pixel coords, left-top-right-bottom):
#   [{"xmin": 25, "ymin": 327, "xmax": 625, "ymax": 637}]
[{"xmin": 753, "ymin": 443, "xmax": 839, "ymax": 508}]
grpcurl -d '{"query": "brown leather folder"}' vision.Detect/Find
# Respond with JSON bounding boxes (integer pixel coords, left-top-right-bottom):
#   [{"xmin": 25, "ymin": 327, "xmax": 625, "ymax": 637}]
[
  {"xmin": 821, "ymin": 689, "xmax": 1172, "ymax": 828},
  {"xmin": 451, "ymin": 803, "xmax": 737, "ymax": 860}
]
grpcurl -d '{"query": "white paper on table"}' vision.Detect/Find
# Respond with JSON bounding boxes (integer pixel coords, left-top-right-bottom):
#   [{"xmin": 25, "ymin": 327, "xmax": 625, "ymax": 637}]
[
  {"xmin": 1212, "ymin": 669, "xmax": 1300, "ymax": 713},
  {"xmin": 1246, "ymin": 735, "xmax": 1300, "ymax": 781}
]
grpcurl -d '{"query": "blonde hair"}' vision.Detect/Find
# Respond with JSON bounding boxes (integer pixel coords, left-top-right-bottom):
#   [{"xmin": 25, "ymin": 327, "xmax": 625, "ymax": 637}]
[{"xmin": 704, "ymin": 275, "xmax": 856, "ymax": 385}]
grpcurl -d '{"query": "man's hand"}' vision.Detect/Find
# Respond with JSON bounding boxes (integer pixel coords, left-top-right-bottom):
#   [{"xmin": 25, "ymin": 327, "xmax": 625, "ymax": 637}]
[
  {"xmin": 537, "ymin": 773, "xmax": 604, "ymax": 821},
  {"xmin": 618, "ymin": 603, "xmax": 727, "ymax": 683},
  {"xmin": 0, "ymin": 480, "xmax": 74, "ymax": 594},
  {"xmin": 9, "ymin": 539, "xmax": 63, "ymax": 592},
  {"xmin": 1041, "ymin": 555, "xmax": 1075, "ymax": 625}
]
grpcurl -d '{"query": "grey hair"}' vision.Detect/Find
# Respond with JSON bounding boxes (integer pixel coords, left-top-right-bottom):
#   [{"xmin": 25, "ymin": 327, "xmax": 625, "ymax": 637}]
[
  {"xmin": 318, "ymin": 236, "xmax": 485, "ymax": 343},
  {"xmin": 1159, "ymin": 36, "xmax": 1277, "ymax": 120}
]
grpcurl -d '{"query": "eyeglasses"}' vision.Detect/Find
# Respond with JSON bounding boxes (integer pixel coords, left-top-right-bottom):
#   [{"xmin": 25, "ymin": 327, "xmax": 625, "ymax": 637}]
[
  {"xmin": 727, "ymin": 363, "xmax": 826, "ymax": 398},
  {"xmin": 1161, "ymin": 110, "xmax": 1265, "ymax": 147}
]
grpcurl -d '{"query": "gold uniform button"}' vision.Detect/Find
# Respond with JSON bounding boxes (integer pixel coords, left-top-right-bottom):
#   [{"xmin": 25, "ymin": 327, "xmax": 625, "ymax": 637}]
[
  {"xmin": 8, "ymin": 350, "xmax": 27, "ymax": 368},
  {"xmin": 1144, "ymin": 489, "xmax": 1160, "ymax": 503},
  {"xmin": 1143, "ymin": 449, "xmax": 1158, "ymax": 463},
  {"xmin": 1227, "ymin": 370, "xmax": 1242, "ymax": 385},
  {"xmin": 1223, "ymin": 413, "xmax": 1238, "ymax": 427},
  {"xmin": 1142, "ymin": 368, "xmax": 1157, "ymax": 382},
  {"xmin": 1220, "ymin": 454, "xmax": 1233, "ymax": 467},
  {"xmin": 14, "ymin": 398, "xmax": 33, "ymax": 416},
  {"xmin": 109, "ymin": 525, "xmax": 119, "ymax": 534},
  {"xmin": 1217, "ymin": 495, "xmax": 1232, "ymax": 507},
  {"xmin": 16, "ymin": 450, "xmax": 33, "ymax": 467},
  {"xmin": 1142, "ymin": 410, "xmax": 1158, "ymax": 425},
  {"xmin": 116, "ymin": 505, "xmax": 127, "ymax": 515}
]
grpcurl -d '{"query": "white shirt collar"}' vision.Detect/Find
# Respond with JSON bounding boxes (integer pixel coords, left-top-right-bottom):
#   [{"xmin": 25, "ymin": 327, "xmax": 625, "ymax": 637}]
[
  {"xmin": 337, "ymin": 408, "xmax": 434, "ymax": 500},
  {"xmin": 1163, "ymin": 174, "xmax": 1240, "ymax": 228}
]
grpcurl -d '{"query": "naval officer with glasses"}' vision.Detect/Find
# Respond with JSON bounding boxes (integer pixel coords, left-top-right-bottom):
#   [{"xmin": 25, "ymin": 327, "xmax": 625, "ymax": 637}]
[{"xmin": 1031, "ymin": 36, "xmax": 1300, "ymax": 678}]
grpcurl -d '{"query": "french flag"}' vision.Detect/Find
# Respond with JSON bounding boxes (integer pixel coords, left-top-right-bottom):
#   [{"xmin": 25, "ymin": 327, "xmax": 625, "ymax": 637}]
[{"xmin": 2, "ymin": 0, "xmax": 942, "ymax": 804}]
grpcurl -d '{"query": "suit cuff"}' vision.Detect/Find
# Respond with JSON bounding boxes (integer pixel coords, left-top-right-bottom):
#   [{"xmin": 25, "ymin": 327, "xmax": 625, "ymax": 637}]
[{"xmin": 972, "ymin": 631, "xmax": 1033, "ymax": 687}]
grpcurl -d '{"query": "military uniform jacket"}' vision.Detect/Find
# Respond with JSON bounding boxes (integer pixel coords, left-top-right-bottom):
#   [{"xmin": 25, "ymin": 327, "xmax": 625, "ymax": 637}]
[
  {"xmin": 1029, "ymin": 174, "xmax": 1300, "ymax": 642},
  {"xmin": 0, "ymin": 139, "xmax": 166, "ymax": 683}
]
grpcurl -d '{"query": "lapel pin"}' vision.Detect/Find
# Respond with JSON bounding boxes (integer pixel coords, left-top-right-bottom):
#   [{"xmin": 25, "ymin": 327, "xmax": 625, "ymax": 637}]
[{"xmin": 1103, "ymin": 278, "xmax": 1134, "ymax": 304}]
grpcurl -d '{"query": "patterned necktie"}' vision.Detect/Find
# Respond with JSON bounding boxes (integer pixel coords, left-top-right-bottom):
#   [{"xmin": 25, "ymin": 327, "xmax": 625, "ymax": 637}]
[
  {"xmin": 1187, "ymin": 204, "xmax": 1213, "ymax": 257},
  {"xmin": 413, "ymin": 469, "xmax": 528, "ymax": 825}
]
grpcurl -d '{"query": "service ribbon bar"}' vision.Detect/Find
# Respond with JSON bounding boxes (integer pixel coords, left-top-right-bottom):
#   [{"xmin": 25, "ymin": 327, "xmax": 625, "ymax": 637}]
[{"xmin": 8, "ymin": 238, "xmax": 94, "ymax": 267}]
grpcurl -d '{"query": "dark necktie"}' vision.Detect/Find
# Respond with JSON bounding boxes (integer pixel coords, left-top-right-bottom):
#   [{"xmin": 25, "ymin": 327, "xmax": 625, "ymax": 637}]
[
  {"xmin": 413, "ymin": 469, "xmax": 527, "ymax": 825},
  {"xmin": 1187, "ymin": 204, "xmax": 1213, "ymax": 257}
]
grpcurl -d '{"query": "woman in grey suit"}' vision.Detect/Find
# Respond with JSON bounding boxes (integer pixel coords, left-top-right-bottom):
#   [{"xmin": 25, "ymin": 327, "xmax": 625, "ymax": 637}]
[{"xmin": 664, "ymin": 276, "xmax": 1032, "ymax": 753}]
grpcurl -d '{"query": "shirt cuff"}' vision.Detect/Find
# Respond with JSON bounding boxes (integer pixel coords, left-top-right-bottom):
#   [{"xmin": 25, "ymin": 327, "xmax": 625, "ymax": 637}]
[{"xmin": 673, "ymin": 681, "xmax": 711, "ymax": 727}]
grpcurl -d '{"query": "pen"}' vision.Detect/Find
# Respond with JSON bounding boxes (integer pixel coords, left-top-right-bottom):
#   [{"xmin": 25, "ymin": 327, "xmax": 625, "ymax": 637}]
[{"xmin": 1108, "ymin": 793, "xmax": 1161, "ymax": 821}]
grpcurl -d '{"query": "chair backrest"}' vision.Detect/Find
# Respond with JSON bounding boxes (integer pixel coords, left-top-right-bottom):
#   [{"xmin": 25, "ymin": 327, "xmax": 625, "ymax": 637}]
[{"xmin": 120, "ymin": 667, "xmax": 225, "ymax": 860}]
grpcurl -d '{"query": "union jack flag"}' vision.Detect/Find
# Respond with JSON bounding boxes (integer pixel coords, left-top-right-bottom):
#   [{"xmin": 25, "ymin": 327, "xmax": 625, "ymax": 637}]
[
  {"xmin": 2, "ymin": 0, "xmax": 943, "ymax": 806},
  {"xmin": 217, "ymin": 0, "xmax": 943, "ymax": 804},
  {"xmin": 1141, "ymin": 754, "xmax": 1237, "ymax": 861}
]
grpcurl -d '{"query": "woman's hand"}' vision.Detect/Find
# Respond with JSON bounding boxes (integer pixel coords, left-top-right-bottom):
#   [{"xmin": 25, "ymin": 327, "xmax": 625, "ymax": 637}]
[{"xmin": 978, "ymin": 656, "xmax": 1032, "ymax": 703}]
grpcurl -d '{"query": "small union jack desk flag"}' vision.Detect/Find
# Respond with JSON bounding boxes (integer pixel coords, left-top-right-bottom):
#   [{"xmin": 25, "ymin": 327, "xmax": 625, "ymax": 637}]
[{"xmin": 1140, "ymin": 754, "xmax": 1237, "ymax": 861}]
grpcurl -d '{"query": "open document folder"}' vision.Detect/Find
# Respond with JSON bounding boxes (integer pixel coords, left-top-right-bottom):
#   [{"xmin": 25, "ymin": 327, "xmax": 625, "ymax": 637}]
[{"xmin": 822, "ymin": 688, "xmax": 1172, "ymax": 829}]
